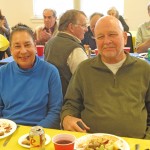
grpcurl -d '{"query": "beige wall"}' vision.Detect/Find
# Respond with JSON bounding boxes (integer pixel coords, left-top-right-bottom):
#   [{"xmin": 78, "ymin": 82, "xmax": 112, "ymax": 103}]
[
  {"xmin": 124, "ymin": 0, "xmax": 150, "ymax": 31},
  {"xmin": 1, "ymin": 0, "xmax": 150, "ymax": 31}
]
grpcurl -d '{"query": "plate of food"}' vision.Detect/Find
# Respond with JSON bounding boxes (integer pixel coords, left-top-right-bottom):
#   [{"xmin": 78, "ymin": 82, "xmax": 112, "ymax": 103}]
[
  {"xmin": 74, "ymin": 133, "xmax": 130, "ymax": 150},
  {"xmin": 18, "ymin": 133, "xmax": 51, "ymax": 148},
  {"xmin": 0, "ymin": 118, "xmax": 17, "ymax": 139}
]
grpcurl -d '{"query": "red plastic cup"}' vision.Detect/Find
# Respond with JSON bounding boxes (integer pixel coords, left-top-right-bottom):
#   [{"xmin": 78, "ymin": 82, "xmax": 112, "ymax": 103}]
[
  {"xmin": 95, "ymin": 49, "xmax": 99, "ymax": 55},
  {"xmin": 52, "ymin": 134, "xmax": 76, "ymax": 150},
  {"xmin": 124, "ymin": 47, "xmax": 130, "ymax": 53},
  {"xmin": 36, "ymin": 45, "xmax": 44, "ymax": 56}
]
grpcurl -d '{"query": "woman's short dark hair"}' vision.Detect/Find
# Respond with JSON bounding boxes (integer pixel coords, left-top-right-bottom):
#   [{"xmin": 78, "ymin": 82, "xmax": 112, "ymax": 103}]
[{"xmin": 10, "ymin": 23, "xmax": 35, "ymax": 45}]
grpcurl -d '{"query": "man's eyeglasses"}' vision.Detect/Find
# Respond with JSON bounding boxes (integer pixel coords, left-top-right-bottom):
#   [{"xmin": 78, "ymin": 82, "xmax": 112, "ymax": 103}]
[{"xmin": 74, "ymin": 23, "xmax": 88, "ymax": 28}]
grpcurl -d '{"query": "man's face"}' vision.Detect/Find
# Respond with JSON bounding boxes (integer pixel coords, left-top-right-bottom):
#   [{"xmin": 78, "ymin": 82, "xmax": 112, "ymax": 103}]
[
  {"xmin": 94, "ymin": 16, "xmax": 127, "ymax": 63},
  {"xmin": 71, "ymin": 14, "xmax": 88, "ymax": 40},
  {"xmin": 11, "ymin": 31, "xmax": 36, "ymax": 69},
  {"xmin": 43, "ymin": 10, "xmax": 56, "ymax": 29},
  {"xmin": 90, "ymin": 15, "xmax": 101, "ymax": 35}
]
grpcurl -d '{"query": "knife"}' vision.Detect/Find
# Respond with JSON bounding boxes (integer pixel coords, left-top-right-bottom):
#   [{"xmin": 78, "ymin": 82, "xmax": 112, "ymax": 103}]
[
  {"xmin": 3, "ymin": 125, "xmax": 20, "ymax": 147},
  {"xmin": 3, "ymin": 134, "xmax": 13, "ymax": 147}
]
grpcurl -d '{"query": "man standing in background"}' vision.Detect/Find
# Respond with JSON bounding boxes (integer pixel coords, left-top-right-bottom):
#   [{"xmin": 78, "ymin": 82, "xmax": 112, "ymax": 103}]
[{"xmin": 34, "ymin": 8, "xmax": 58, "ymax": 45}]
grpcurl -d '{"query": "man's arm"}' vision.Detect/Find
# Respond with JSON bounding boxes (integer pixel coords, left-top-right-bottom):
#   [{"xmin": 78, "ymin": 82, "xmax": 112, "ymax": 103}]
[
  {"xmin": 136, "ymin": 25, "xmax": 150, "ymax": 53},
  {"xmin": 144, "ymin": 72, "xmax": 150, "ymax": 139},
  {"xmin": 67, "ymin": 48, "xmax": 88, "ymax": 74},
  {"xmin": 136, "ymin": 39, "xmax": 150, "ymax": 53},
  {"xmin": 61, "ymin": 67, "xmax": 90, "ymax": 132}
]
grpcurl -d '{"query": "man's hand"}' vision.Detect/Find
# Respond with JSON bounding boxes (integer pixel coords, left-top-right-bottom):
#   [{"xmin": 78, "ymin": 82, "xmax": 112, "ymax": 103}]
[
  {"xmin": 39, "ymin": 30, "xmax": 52, "ymax": 42},
  {"xmin": 62, "ymin": 115, "xmax": 90, "ymax": 132}
]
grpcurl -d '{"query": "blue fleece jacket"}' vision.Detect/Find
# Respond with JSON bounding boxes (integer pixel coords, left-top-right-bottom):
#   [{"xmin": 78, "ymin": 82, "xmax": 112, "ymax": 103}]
[{"xmin": 0, "ymin": 56, "xmax": 63, "ymax": 129}]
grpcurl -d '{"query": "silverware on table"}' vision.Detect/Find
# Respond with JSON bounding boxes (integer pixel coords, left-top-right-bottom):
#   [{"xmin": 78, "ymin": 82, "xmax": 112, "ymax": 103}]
[
  {"xmin": 135, "ymin": 144, "xmax": 140, "ymax": 150},
  {"xmin": 3, "ymin": 134, "xmax": 13, "ymax": 147},
  {"xmin": 3, "ymin": 125, "xmax": 20, "ymax": 147}
]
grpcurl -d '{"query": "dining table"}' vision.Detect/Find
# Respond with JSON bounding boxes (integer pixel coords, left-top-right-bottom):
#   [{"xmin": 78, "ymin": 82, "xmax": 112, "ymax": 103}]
[
  {"xmin": 0, "ymin": 125, "xmax": 150, "ymax": 150},
  {"xmin": 0, "ymin": 52, "xmax": 150, "ymax": 66}
]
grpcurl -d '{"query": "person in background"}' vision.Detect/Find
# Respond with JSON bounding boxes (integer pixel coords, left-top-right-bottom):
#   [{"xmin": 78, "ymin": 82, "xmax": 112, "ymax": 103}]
[
  {"xmin": 107, "ymin": 7, "xmax": 129, "ymax": 32},
  {"xmin": 44, "ymin": 9, "xmax": 88, "ymax": 97},
  {"xmin": 34, "ymin": 8, "xmax": 58, "ymax": 45},
  {"xmin": 61, "ymin": 16, "xmax": 150, "ymax": 139},
  {"xmin": 0, "ymin": 23, "xmax": 63, "ymax": 129},
  {"xmin": 82, "ymin": 12, "xmax": 104, "ymax": 51},
  {"xmin": 0, "ymin": 9, "xmax": 11, "ymax": 59},
  {"xmin": 135, "ymin": 2, "xmax": 150, "ymax": 53}
]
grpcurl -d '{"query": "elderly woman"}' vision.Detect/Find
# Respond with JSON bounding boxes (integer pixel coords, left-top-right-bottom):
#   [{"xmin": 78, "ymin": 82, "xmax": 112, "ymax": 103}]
[{"xmin": 107, "ymin": 7, "xmax": 129, "ymax": 32}]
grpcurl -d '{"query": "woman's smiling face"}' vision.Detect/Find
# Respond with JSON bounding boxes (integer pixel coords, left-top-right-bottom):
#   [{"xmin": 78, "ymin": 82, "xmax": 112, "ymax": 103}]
[{"xmin": 11, "ymin": 31, "xmax": 36, "ymax": 69}]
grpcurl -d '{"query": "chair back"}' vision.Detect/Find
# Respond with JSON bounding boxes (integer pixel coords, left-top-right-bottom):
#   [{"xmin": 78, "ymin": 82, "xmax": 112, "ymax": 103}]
[{"xmin": 125, "ymin": 32, "xmax": 134, "ymax": 53}]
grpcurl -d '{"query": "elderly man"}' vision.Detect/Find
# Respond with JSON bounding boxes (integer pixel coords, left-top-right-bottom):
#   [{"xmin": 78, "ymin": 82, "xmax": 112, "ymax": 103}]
[
  {"xmin": 136, "ymin": 2, "xmax": 150, "ymax": 53},
  {"xmin": 34, "ymin": 8, "xmax": 58, "ymax": 45},
  {"xmin": 44, "ymin": 9, "xmax": 88, "ymax": 97},
  {"xmin": 82, "ymin": 12, "xmax": 104, "ymax": 50},
  {"xmin": 0, "ymin": 23, "xmax": 63, "ymax": 128},
  {"xmin": 61, "ymin": 16, "xmax": 150, "ymax": 139}
]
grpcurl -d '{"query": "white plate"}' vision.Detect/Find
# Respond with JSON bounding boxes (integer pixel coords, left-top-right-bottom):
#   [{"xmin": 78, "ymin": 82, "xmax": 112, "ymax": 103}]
[
  {"xmin": 0, "ymin": 118, "xmax": 17, "ymax": 139},
  {"xmin": 74, "ymin": 133, "xmax": 130, "ymax": 150},
  {"xmin": 18, "ymin": 133, "xmax": 51, "ymax": 148}
]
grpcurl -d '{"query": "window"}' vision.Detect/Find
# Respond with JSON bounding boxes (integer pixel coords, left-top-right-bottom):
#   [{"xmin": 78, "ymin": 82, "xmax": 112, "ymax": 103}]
[
  {"xmin": 80, "ymin": 0, "xmax": 124, "ymax": 17},
  {"xmin": 33, "ymin": 0, "xmax": 73, "ymax": 18},
  {"xmin": 33, "ymin": 0, "xmax": 124, "ymax": 19}
]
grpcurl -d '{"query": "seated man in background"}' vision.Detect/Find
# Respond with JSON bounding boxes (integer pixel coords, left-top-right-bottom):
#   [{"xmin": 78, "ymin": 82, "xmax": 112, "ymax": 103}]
[
  {"xmin": 44, "ymin": 9, "xmax": 88, "ymax": 97},
  {"xmin": 0, "ymin": 23, "xmax": 63, "ymax": 129},
  {"xmin": 61, "ymin": 16, "xmax": 150, "ymax": 139},
  {"xmin": 82, "ymin": 12, "xmax": 104, "ymax": 51},
  {"xmin": 107, "ymin": 7, "xmax": 129, "ymax": 32},
  {"xmin": 34, "ymin": 8, "xmax": 58, "ymax": 45},
  {"xmin": 136, "ymin": 2, "xmax": 150, "ymax": 53}
]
